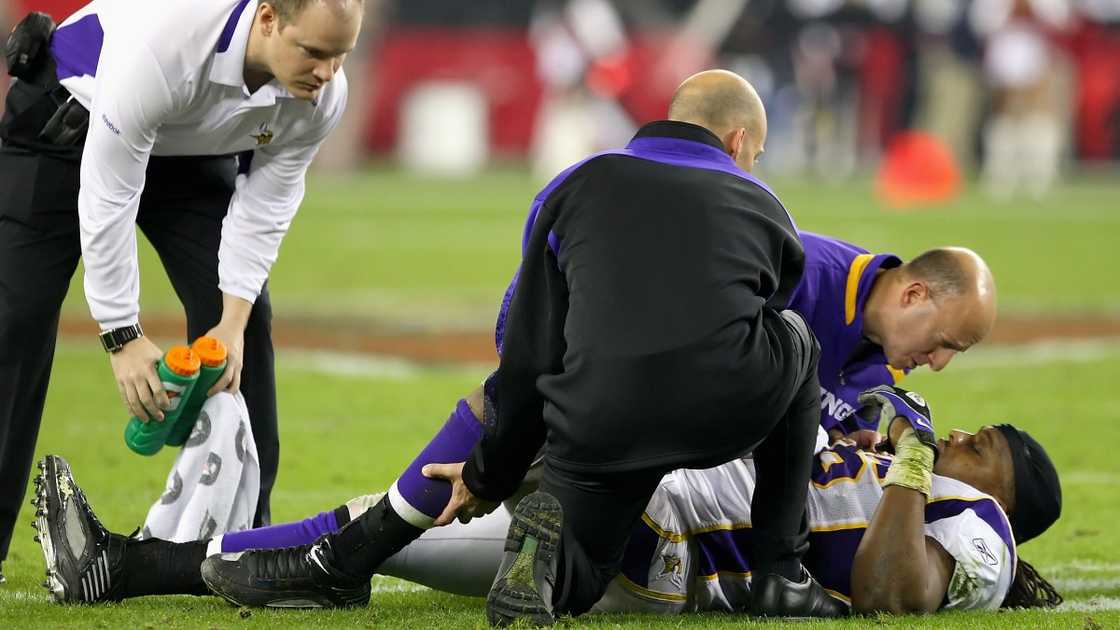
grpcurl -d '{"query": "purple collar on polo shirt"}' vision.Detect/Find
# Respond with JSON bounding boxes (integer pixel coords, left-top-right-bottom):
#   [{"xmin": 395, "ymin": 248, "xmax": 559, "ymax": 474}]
[
  {"xmin": 522, "ymin": 120, "xmax": 795, "ymax": 257},
  {"xmin": 210, "ymin": 0, "xmax": 298, "ymax": 103},
  {"xmin": 624, "ymin": 120, "xmax": 781, "ymax": 201},
  {"xmin": 616, "ymin": 121, "xmax": 795, "ymax": 231}
]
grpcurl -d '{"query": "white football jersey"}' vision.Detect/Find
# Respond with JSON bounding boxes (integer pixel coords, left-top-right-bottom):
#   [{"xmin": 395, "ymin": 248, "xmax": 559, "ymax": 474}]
[{"xmin": 594, "ymin": 443, "xmax": 1017, "ymax": 614}]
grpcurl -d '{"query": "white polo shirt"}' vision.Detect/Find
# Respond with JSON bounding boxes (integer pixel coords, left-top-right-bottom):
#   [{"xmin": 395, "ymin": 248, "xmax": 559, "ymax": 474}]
[{"xmin": 50, "ymin": 0, "xmax": 348, "ymax": 329}]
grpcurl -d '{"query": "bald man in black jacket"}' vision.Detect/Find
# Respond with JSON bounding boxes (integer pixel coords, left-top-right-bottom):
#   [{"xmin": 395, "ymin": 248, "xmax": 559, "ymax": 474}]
[{"xmin": 465, "ymin": 70, "xmax": 843, "ymax": 623}]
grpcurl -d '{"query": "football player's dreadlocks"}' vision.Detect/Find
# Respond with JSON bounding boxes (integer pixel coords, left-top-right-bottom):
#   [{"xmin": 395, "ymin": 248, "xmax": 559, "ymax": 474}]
[{"xmin": 1001, "ymin": 560, "xmax": 1063, "ymax": 609}]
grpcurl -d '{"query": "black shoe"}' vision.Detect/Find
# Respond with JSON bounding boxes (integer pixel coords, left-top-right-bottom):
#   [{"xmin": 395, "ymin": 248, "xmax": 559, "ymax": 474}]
[
  {"xmin": 32, "ymin": 455, "xmax": 128, "ymax": 603},
  {"xmin": 200, "ymin": 536, "xmax": 370, "ymax": 609},
  {"xmin": 751, "ymin": 567, "xmax": 849, "ymax": 618},
  {"xmin": 0, "ymin": 561, "xmax": 5, "ymax": 585},
  {"xmin": 486, "ymin": 491, "xmax": 563, "ymax": 627}
]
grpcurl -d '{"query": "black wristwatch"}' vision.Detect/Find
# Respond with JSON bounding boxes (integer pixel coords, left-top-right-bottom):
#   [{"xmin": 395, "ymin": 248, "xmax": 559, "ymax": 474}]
[{"xmin": 99, "ymin": 324, "xmax": 144, "ymax": 353}]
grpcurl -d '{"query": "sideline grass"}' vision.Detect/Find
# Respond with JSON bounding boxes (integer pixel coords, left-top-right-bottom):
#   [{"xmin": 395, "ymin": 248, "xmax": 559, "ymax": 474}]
[{"xmin": 57, "ymin": 170, "xmax": 1120, "ymax": 329}]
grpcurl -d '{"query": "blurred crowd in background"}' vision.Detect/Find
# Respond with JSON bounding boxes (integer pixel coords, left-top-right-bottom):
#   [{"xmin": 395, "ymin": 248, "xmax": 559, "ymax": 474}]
[{"xmin": 5, "ymin": 0, "xmax": 1120, "ymax": 200}]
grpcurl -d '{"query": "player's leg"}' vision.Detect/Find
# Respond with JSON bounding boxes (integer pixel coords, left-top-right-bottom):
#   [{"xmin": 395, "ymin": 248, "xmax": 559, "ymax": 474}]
[
  {"xmin": 36, "ymin": 448, "xmax": 512, "ymax": 604},
  {"xmin": 34, "ymin": 449, "xmax": 381, "ymax": 603},
  {"xmin": 136, "ymin": 155, "xmax": 279, "ymax": 527},
  {"xmin": 198, "ymin": 381, "xmax": 491, "ymax": 607},
  {"xmin": 0, "ymin": 81, "xmax": 84, "ymax": 580},
  {"xmin": 376, "ymin": 505, "xmax": 510, "ymax": 597},
  {"xmin": 486, "ymin": 462, "xmax": 664, "ymax": 625},
  {"xmin": 34, "ymin": 454, "xmax": 210, "ymax": 602}
]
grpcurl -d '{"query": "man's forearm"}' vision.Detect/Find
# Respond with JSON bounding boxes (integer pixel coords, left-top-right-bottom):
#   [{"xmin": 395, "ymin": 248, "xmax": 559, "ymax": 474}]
[
  {"xmin": 217, "ymin": 293, "xmax": 253, "ymax": 332},
  {"xmin": 851, "ymin": 486, "xmax": 931, "ymax": 612},
  {"xmin": 851, "ymin": 484, "xmax": 954, "ymax": 614}
]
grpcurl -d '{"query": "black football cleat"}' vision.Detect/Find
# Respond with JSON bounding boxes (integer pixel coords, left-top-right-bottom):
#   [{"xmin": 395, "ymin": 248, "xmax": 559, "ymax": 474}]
[
  {"xmin": 486, "ymin": 491, "xmax": 563, "ymax": 627},
  {"xmin": 200, "ymin": 536, "xmax": 370, "ymax": 609},
  {"xmin": 751, "ymin": 566, "xmax": 849, "ymax": 618},
  {"xmin": 32, "ymin": 455, "xmax": 128, "ymax": 603}
]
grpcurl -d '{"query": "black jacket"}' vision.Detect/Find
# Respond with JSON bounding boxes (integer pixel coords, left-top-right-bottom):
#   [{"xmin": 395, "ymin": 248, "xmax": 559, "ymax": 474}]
[{"xmin": 464, "ymin": 121, "xmax": 807, "ymax": 500}]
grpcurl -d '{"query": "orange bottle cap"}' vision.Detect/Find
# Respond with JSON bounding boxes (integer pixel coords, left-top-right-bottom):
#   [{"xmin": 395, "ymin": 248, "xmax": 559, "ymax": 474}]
[
  {"xmin": 165, "ymin": 346, "xmax": 201, "ymax": 376},
  {"xmin": 191, "ymin": 336, "xmax": 228, "ymax": 367}
]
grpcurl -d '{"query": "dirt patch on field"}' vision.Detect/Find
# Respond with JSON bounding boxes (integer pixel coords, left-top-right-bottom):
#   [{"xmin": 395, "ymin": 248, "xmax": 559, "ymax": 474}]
[
  {"xmin": 59, "ymin": 316, "xmax": 499, "ymax": 364},
  {"xmin": 59, "ymin": 313, "xmax": 1120, "ymax": 365}
]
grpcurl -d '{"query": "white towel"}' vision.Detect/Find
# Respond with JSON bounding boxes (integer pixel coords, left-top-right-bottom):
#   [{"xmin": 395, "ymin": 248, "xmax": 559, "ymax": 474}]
[{"xmin": 140, "ymin": 392, "xmax": 260, "ymax": 542}]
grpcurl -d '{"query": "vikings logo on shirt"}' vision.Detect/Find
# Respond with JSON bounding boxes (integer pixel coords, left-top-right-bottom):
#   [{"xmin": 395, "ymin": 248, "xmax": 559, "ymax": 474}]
[
  {"xmin": 659, "ymin": 554, "xmax": 683, "ymax": 577},
  {"xmin": 250, "ymin": 122, "xmax": 274, "ymax": 146}
]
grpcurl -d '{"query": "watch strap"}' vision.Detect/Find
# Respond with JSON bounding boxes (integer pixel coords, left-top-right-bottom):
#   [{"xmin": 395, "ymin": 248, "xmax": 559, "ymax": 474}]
[{"xmin": 99, "ymin": 324, "xmax": 143, "ymax": 353}]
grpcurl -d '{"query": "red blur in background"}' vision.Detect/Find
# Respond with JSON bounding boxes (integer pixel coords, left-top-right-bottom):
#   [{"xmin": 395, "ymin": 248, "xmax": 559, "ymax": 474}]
[{"xmin": 875, "ymin": 132, "xmax": 961, "ymax": 209}]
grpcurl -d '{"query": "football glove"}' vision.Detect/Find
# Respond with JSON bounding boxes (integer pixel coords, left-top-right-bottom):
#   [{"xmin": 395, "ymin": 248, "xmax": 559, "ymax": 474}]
[{"xmin": 856, "ymin": 385, "xmax": 936, "ymax": 462}]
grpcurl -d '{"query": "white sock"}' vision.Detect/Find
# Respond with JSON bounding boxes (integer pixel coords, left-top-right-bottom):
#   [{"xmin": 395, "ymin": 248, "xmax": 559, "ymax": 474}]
[{"xmin": 206, "ymin": 535, "xmax": 224, "ymax": 557}]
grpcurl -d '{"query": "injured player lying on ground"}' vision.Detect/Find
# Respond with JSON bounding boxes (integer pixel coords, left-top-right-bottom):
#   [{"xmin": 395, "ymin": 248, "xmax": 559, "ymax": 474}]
[{"xmin": 32, "ymin": 389, "xmax": 1062, "ymax": 616}]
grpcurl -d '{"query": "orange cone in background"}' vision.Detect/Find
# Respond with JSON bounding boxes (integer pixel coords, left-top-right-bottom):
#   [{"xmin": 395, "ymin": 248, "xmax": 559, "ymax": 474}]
[{"xmin": 875, "ymin": 131, "xmax": 961, "ymax": 209}]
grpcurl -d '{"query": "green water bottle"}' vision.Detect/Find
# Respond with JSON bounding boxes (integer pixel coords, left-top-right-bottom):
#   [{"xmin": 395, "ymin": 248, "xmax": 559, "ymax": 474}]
[
  {"xmin": 123, "ymin": 346, "xmax": 201, "ymax": 456},
  {"xmin": 166, "ymin": 336, "xmax": 228, "ymax": 447}
]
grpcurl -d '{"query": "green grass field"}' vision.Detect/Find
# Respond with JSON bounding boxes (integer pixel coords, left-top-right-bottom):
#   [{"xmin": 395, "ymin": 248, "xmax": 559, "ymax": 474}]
[{"xmin": 2, "ymin": 170, "xmax": 1118, "ymax": 628}]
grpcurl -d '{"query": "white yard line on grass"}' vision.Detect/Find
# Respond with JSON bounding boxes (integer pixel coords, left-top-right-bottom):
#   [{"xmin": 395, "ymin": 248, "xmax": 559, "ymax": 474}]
[
  {"xmin": 1045, "ymin": 561, "xmax": 1120, "ymax": 574},
  {"xmin": 370, "ymin": 576, "xmax": 429, "ymax": 594},
  {"xmin": 953, "ymin": 338, "xmax": 1120, "ymax": 370},
  {"xmin": 1052, "ymin": 577, "xmax": 1120, "ymax": 593},
  {"xmin": 277, "ymin": 349, "xmax": 489, "ymax": 380},
  {"xmin": 0, "ymin": 590, "xmax": 45, "ymax": 603},
  {"xmin": 1062, "ymin": 471, "xmax": 1120, "ymax": 486},
  {"xmin": 1054, "ymin": 596, "xmax": 1120, "ymax": 612}
]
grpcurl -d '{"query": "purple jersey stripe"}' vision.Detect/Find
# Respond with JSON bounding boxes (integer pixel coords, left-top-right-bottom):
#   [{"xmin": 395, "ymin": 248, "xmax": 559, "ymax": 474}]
[
  {"xmin": 51, "ymin": 14, "xmax": 104, "ymax": 81},
  {"xmin": 804, "ymin": 528, "xmax": 864, "ymax": 597},
  {"xmin": 925, "ymin": 497, "xmax": 1017, "ymax": 572},
  {"xmin": 692, "ymin": 525, "xmax": 864, "ymax": 600},
  {"xmin": 619, "ymin": 519, "xmax": 663, "ymax": 588},
  {"xmin": 695, "ymin": 528, "xmax": 753, "ymax": 577},
  {"xmin": 217, "ymin": 0, "xmax": 253, "ymax": 53}
]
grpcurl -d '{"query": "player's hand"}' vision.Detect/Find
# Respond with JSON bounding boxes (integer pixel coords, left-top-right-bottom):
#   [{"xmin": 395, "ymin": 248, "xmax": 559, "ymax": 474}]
[
  {"xmin": 856, "ymin": 385, "xmax": 937, "ymax": 460},
  {"xmin": 846, "ymin": 429, "xmax": 884, "ymax": 451},
  {"xmin": 109, "ymin": 335, "xmax": 170, "ymax": 422},
  {"xmin": 202, "ymin": 323, "xmax": 244, "ymax": 396},
  {"xmin": 423, "ymin": 462, "xmax": 500, "ymax": 526}
]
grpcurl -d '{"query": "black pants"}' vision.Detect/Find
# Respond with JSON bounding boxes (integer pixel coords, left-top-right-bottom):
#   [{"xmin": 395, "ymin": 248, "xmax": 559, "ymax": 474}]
[
  {"xmin": 541, "ymin": 310, "xmax": 821, "ymax": 616},
  {"xmin": 0, "ymin": 79, "xmax": 278, "ymax": 562}
]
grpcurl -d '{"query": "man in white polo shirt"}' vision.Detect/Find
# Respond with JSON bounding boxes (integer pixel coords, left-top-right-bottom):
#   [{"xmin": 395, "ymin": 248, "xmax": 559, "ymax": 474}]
[{"xmin": 0, "ymin": 0, "xmax": 362, "ymax": 582}]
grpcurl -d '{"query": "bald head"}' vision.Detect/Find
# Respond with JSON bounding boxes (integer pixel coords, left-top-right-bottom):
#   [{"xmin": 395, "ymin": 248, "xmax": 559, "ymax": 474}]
[
  {"xmin": 904, "ymin": 247, "xmax": 997, "ymax": 341},
  {"xmin": 268, "ymin": 0, "xmax": 363, "ymax": 20},
  {"xmin": 668, "ymin": 70, "xmax": 767, "ymax": 171},
  {"xmin": 865, "ymin": 246, "xmax": 997, "ymax": 372}
]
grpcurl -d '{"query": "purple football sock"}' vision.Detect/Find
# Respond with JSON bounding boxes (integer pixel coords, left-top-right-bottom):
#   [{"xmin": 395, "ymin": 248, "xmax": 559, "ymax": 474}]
[
  {"xmin": 388, "ymin": 398, "xmax": 484, "ymax": 528},
  {"xmin": 220, "ymin": 508, "xmax": 347, "ymax": 552}
]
